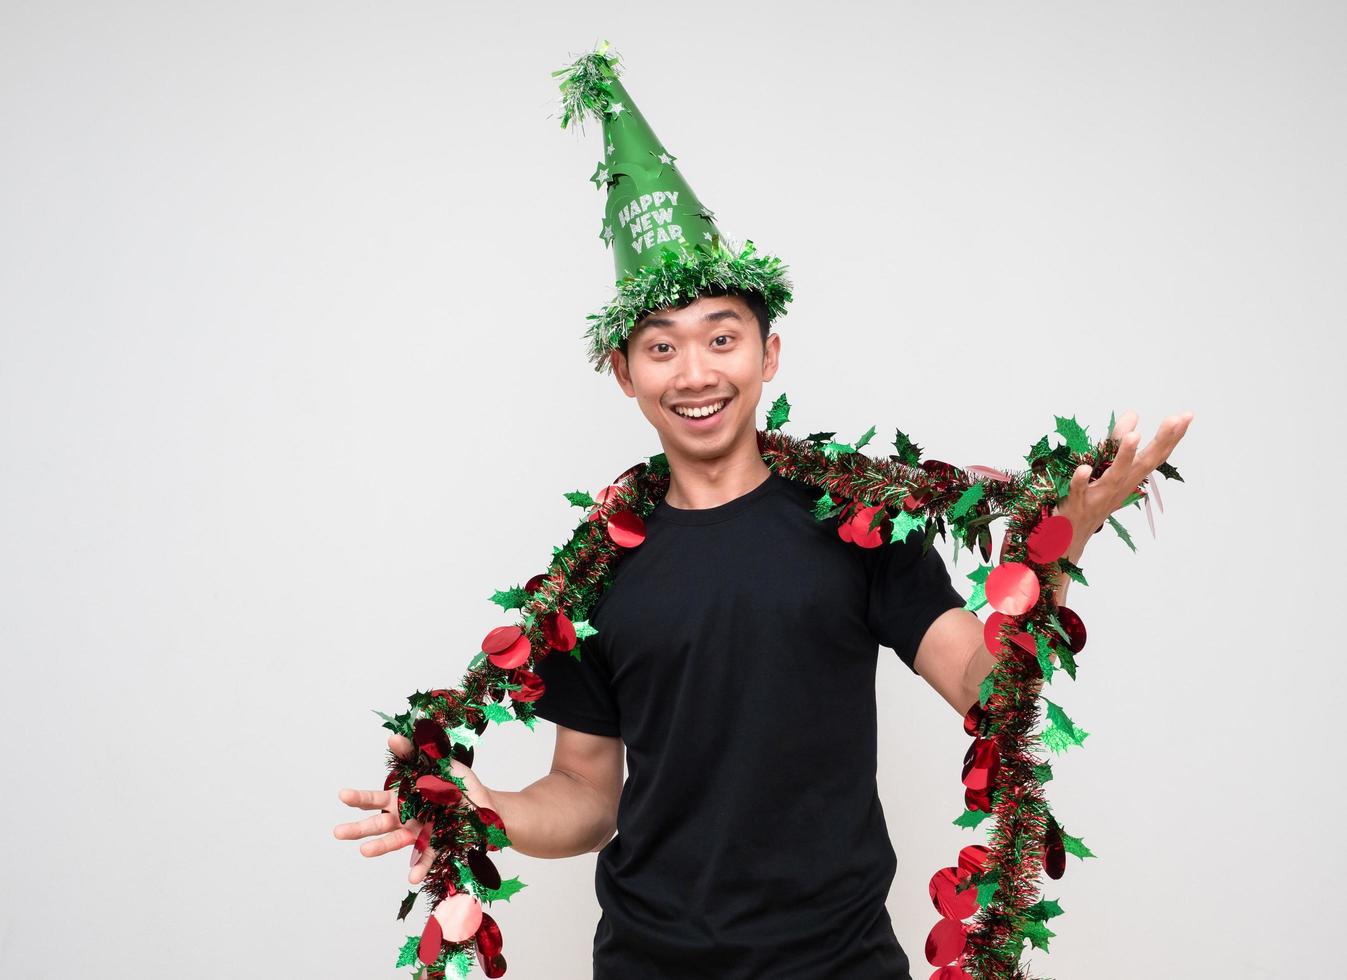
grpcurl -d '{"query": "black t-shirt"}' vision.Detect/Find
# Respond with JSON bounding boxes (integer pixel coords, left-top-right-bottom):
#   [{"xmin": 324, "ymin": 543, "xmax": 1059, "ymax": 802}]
[{"xmin": 531, "ymin": 469, "xmax": 966, "ymax": 980}]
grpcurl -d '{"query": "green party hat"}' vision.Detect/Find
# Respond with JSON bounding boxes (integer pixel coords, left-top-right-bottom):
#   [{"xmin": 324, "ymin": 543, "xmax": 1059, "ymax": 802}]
[{"xmin": 553, "ymin": 41, "xmax": 794, "ymax": 373}]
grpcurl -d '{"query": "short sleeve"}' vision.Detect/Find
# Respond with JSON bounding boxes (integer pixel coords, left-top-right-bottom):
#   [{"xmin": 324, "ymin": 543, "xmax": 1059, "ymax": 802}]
[
  {"xmin": 530, "ymin": 629, "xmax": 621, "ymax": 737},
  {"xmin": 864, "ymin": 534, "xmax": 967, "ymax": 674}
]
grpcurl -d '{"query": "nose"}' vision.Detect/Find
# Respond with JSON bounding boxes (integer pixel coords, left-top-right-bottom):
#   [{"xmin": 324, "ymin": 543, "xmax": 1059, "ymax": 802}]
[{"xmin": 672, "ymin": 343, "xmax": 721, "ymax": 393}]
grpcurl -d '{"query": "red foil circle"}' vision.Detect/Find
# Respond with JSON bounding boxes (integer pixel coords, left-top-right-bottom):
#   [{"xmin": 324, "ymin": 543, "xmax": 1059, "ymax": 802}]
[
  {"xmin": 1056, "ymin": 604, "xmax": 1087, "ymax": 653},
  {"xmin": 487, "ymin": 633, "xmax": 532, "ymax": 670},
  {"xmin": 606, "ymin": 509, "xmax": 646, "ymax": 548},
  {"xmin": 924, "ymin": 916, "xmax": 968, "ymax": 967},
  {"xmin": 481, "ymin": 625, "xmax": 522, "ymax": 656},
  {"xmin": 413, "ymin": 718, "xmax": 452, "ymax": 761},
  {"xmin": 848, "ymin": 504, "xmax": 887, "ymax": 548},
  {"xmin": 985, "ymin": 562, "xmax": 1041, "ymax": 615},
  {"xmin": 958, "ymin": 845, "xmax": 990, "ymax": 875},
  {"xmin": 983, "ymin": 611, "xmax": 1013, "ymax": 657},
  {"xmin": 962, "ymin": 701, "xmax": 987, "ymax": 737},
  {"xmin": 929, "ymin": 866, "xmax": 978, "ymax": 920},
  {"xmin": 931, "ymin": 965, "xmax": 974, "ymax": 980},
  {"xmin": 1027, "ymin": 515, "xmax": 1074, "ymax": 564},
  {"xmin": 508, "ymin": 667, "xmax": 545, "ymax": 703},
  {"xmin": 474, "ymin": 911, "xmax": 503, "ymax": 959},
  {"xmin": 417, "ymin": 913, "xmax": 443, "ymax": 966},
  {"xmin": 542, "ymin": 610, "xmax": 577, "ymax": 652},
  {"xmin": 414, "ymin": 775, "xmax": 463, "ymax": 807}
]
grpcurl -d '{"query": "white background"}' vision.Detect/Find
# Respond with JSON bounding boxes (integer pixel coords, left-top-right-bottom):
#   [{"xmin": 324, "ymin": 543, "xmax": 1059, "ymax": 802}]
[{"xmin": 2, "ymin": 2, "xmax": 1342, "ymax": 977}]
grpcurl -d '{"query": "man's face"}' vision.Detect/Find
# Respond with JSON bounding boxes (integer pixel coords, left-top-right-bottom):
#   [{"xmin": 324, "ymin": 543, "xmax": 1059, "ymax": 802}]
[{"xmin": 610, "ymin": 294, "xmax": 781, "ymax": 465}]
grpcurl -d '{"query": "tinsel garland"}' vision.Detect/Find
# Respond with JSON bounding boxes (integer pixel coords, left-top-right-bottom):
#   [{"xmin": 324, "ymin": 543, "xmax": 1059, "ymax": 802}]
[{"xmin": 370, "ymin": 393, "xmax": 1183, "ymax": 980}]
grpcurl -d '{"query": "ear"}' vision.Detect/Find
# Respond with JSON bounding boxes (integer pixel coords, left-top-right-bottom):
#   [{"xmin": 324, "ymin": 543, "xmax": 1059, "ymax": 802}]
[
  {"xmin": 611, "ymin": 348, "xmax": 636, "ymax": 397},
  {"xmin": 760, "ymin": 331, "xmax": 781, "ymax": 383}
]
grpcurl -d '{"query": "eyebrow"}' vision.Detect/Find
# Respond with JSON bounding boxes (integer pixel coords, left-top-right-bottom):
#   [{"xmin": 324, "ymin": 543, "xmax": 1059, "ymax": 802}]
[{"xmin": 636, "ymin": 308, "xmax": 744, "ymax": 331}]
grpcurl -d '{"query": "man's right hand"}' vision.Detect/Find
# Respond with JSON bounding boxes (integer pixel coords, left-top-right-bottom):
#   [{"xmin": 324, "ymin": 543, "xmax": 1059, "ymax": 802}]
[{"xmin": 333, "ymin": 733, "xmax": 498, "ymax": 886}]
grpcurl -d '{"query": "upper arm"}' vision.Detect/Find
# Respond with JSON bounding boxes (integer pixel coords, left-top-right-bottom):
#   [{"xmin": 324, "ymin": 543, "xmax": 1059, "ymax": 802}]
[
  {"xmin": 550, "ymin": 722, "xmax": 624, "ymax": 850},
  {"xmin": 912, "ymin": 606, "xmax": 986, "ymax": 715}
]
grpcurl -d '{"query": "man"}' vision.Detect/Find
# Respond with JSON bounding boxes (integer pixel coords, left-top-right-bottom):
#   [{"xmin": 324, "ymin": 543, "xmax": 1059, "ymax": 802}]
[{"xmin": 333, "ymin": 44, "xmax": 1192, "ymax": 978}]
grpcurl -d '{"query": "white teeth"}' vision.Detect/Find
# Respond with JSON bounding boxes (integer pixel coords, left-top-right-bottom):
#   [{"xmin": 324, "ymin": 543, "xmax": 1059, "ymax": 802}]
[{"xmin": 674, "ymin": 400, "xmax": 726, "ymax": 418}]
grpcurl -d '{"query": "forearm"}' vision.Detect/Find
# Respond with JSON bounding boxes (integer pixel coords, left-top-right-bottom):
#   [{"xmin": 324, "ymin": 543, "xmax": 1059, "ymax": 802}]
[{"xmin": 487, "ymin": 770, "xmax": 616, "ymax": 860}]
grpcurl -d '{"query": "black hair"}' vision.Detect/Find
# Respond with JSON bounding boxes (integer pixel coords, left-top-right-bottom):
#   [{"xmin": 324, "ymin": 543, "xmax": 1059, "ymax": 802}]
[{"xmin": 618, "ymin": 286, "xmax": 772, "ymax": 359}]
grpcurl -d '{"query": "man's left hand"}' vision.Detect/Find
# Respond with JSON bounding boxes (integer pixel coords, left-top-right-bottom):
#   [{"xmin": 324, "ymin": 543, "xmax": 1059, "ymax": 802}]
[{"xmin": 1054, "ymin": 409, "xmax": 1195, "ymax": 564}]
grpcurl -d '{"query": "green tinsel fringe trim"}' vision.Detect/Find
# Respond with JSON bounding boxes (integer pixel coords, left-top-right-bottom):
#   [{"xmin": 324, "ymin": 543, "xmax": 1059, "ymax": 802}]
[
  {"xmin": 552, "ymin": 40, "xmax": 622, "ymax": 132},
  {"xmin": 583, "ymin": 237, "xmax": 795, "ymax": 373}
]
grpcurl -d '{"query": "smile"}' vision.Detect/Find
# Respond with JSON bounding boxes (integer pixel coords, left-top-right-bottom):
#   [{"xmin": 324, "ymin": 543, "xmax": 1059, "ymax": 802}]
[{"xmin": 671, "ymin": 397, "xmax": 732, "ymax": 427}]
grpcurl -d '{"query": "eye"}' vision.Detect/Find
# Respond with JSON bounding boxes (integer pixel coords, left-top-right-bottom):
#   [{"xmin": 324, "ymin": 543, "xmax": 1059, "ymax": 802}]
[
  {"xmin": 651, "ymin": 342, "xmax": 672, "ymax": 354},
  {"xmin": 712, "ymin": 335, "xmax": 733, "ymax": 347}
]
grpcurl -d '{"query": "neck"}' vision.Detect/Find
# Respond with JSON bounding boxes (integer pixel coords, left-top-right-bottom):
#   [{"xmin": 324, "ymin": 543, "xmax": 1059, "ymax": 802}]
[{"xmin": 662, "ymin": 447, "xmax": 771, "ymax": 510}]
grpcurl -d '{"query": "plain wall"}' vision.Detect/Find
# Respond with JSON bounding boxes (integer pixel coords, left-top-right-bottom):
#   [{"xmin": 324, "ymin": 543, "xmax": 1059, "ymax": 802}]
[{"xmin": 2, "ymin": 2, "xmax": 1342, "ymax": 977}]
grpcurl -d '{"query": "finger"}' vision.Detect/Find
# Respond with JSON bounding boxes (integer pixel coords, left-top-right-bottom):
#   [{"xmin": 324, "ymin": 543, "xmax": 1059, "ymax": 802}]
[
  {"xmin": 1111, "ymin": 410, "xmax": 1139, "ymax": 442},
  {"xmin": 333, "ymin": 809, "xmax": 400, "ymax": 841},
  {"xmin": 1102, "ymin": 430, "xmax": 1141, "ymax": 494},
  {"xmin": 359, "ymin": 825, "xmax": 417, "ymax": 858},
  {"xmin": 337, "ymin": 787, "xmax": 395, "ymax": 811},
  {"xmin": 1133, "ymin": 414, "xmax": 1186, "ymax": 475},
  {"xmin": 410, "ymin": 845, "xmax": 437, "ymax": 885},
  {"xmin": 389, "ymin": 733, "xmax": 414, "ymax": 760}
]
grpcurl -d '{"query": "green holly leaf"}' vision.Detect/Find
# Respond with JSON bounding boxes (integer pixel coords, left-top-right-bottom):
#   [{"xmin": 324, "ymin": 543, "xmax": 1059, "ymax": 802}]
[
  {"xmin": 397, "ymin": 890, "xmax": 418, "ymax": 921},
  {"xmin": 573, "ymin": 619, "xmax": 598, "ymax": 642},
  {"xmin": 1025, "ymin": 435, "xmax": 1052, "ymax": 465},
  {"xmin": 1107, "ymin": 515, "xmax": 1136, "ymax": 552},
  {"xmin": 1156, "ymin": 460, "xmax": 1184, "ymax": 482},
  {"xmin": 484, "ymin": 821, "xmax": 512, "ymax": 849},
  {"xmin": 1057, "ymin": 558, "xmax": 1088, "ymax": 586},
  {"xmin": 1061, "ymin": 828, "xmax": 1096, "ymax": 859},
  {"xmin": 765, "ymin": 392, "xmax": 791, "ymax": 431},
  {"xmin": 489, "ymin": 586, "xmax": 531, "ymax": 611},
  {"xmin": 478, "ymin": 875, "xmax": 528, "ymax": 905},
  {"xmin": 948, "ymin": 483, "xmax": 985, "ymax": 521},
  {"xmin": 1040, "ymin": 697, "xmax": 1089, "ymax": 753},
  {"xmin": 374, "ymin": 708, "xmax": 413, "ymax": 738},
  {"xmin": 813, "ymin": 489, "xmax": 844, "ymax": 521},
  {"xmin": 1054, "ymin": 415, "xmax": 1091, "ymax": 455},
  {"xmin": 953, "ymin": 808, "xmax": 993, "ymax": 829},
  {"xmin": 395, "ymin": 935, "xmax": 420, "ymax": 968},
  {"xmin": 482, "ymin": 701, "xmax": 513, "ymax": 724},
  {"xmin": 820, "ymin": 440, "xmax": 855, "ymax": 459},
  {"xmin": 646, "ymin": 452, "xmax": 669, "ymax": 477},
  {"xmin": 467, "ymin": 650, "xmax": 486, "ymax": 671},
  {"xmin": 1033, "ymin": 762, "xmax": 1054, "ymax": 784},
  {"xmin": 962, "ymin": 563, "xmax": 991, "ymax": 612},
  {"xmin": 805, "ymin": 430, "xmax": 836, "ymax": 444},
  {"xmin": 1055, "ymin": 642, "xmax": 1078, "ymax": 680},
  {"xmin": 1034, "ymin": 633, "xmax": 1056, "ymax": 684},
  {"xmin": 976, "ymin": 875, "xmax": 1000, "ymax": 907},
  {"xmin": 889, "ymin": 510, "xmax": 924, "ymax": 544},
  {"xmin": 446, "ymin": 723, "xmax": 479, "ymax": 749},
  {"xmin": 1106, "ymin": 409, "xmax": 1116, "ymax": 437},
  {"xmin": 962, "ymin": 582, "xmax": 987, "ymax": 613},
  {"xmin": 853, "ymin": 423, "xmax": 876, "ymax": 450},
  {"xmin": 892, "ymin": 428, "xmax": 923, "ymax": 465},
  {"xmin": 564, "ymin": 490, "xmax": 596, "ymax": 508},
  {"xmin": 1021, "ymin": 919, "xmax": 1057, "ymax": 952},
  {"xmin": 978, "ymin": 671, "xmax": 996, "ymax": 707},
  {"xmin": 1026, "ymin": 897, "xmax": 1065, "ymax": 921},
  {"xmin": 446, "ymin": 948, "xmax": 472, "ymax": 979}
]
